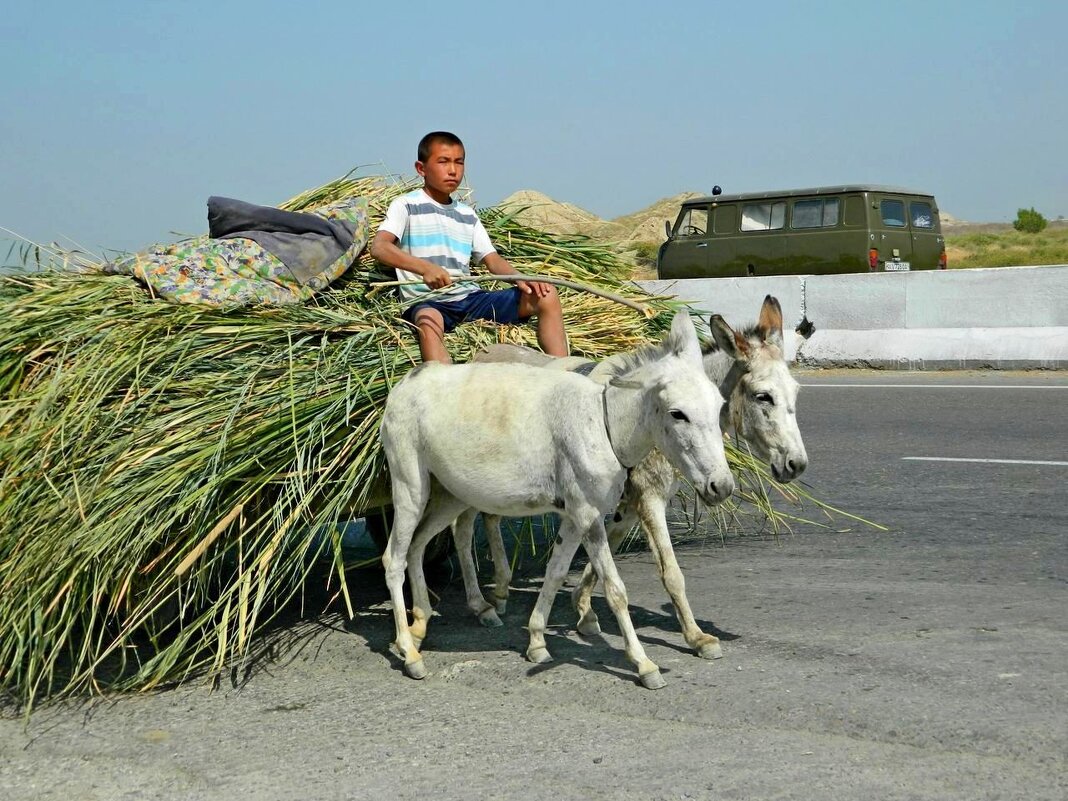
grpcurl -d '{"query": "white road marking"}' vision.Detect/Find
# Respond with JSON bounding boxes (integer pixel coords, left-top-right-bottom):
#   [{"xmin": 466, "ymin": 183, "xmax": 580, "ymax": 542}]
[{"xmin": 903, "ymin": 457, "xmax": 1068, "ymax": 466}]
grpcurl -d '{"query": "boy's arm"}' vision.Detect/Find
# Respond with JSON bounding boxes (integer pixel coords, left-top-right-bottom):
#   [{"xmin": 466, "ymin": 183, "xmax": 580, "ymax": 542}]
[
  {"xmin": 480, "ymin": 252, "xmax": 552, "ymax": 298},
  {"xmin": 369, "ymin": 232, "xmax": 453, "ymax": 289}
]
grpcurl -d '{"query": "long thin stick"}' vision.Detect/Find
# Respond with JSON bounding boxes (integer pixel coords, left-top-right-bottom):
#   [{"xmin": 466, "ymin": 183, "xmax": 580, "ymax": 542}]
[{"xmin": 369, "ymin": 273, "xmax": 655, "ymax": 318}]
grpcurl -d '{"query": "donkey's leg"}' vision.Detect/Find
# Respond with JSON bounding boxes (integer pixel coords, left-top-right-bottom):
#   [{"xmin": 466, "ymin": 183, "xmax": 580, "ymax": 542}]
[
  {"xmin": 572, "ymin": 502, "xmax": 639, "ymax": 636},
  {"xmin": 637, "ymin": 488, "xmax": 722, "ymax": 660},
  {"xmin": 583, "ymin": 518, "xmax": 666, "ymax": 690},
  {"xmin": 483, "ymin": 514, "xmax": 512, "ymax": 614},
  {"xmin": 452, "ymin": 509, "xmax": 501, "ymax": 627},
  {"xmin": 525, "ymin": 520, "xmax": 583, "ymax": 665},
  {"xmin": 406, "ymin": 490, "xmax": 467, "ymax": 647},
  {"xmin": 382, "ymin": 476, "xmax": 429, "ymax": 680}
]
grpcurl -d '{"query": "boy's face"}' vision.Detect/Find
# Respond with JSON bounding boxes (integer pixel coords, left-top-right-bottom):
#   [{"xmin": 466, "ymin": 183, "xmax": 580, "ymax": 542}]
[{"xmin": 416, "ymin": 141, "xmax": 465, "ymax": 203}]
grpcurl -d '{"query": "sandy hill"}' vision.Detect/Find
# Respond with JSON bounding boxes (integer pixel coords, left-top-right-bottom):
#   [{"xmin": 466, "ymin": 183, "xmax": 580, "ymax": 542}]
[
  {"xmin": 498, "ymin": 190, "xmax": 702, "ymax": 246},
  {"xmin": 613, "ymin": 192, "xmax": 704, "ymax": 243},
  {"xmin": 497, "ymin": 191, "xmax": 612, "ymax": 238}
]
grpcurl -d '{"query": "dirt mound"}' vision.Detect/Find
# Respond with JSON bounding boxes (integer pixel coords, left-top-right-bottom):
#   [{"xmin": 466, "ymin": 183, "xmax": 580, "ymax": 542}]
[
  {"xmin": 614, "ymin": 192, "xmax": 703, "ymax": 244},
  {"xmin": 498, "ymin": 190, "xmax": 703, "ymax": 246},
  {"xmin": 497, "ymin": 191, "xmax": 615, "ymax": 238}
]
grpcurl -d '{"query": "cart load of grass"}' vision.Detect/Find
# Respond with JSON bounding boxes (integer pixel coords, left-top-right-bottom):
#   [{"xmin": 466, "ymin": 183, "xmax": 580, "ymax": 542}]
[{"xmin": 0, "ymin": 172, "xmax": 835, "ymax": 709}]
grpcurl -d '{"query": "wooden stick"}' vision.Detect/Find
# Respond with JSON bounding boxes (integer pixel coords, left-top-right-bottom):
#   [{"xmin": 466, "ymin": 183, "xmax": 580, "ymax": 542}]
[{"xmin": 369, "ymin": 273, "xmax": 655, "ymax": 318}]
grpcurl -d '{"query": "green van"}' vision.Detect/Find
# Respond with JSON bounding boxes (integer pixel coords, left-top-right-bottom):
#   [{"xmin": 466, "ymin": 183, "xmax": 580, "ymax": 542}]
[{"xmin": 656, "ymin": 185, "xmax": 947, "ymax": 279}]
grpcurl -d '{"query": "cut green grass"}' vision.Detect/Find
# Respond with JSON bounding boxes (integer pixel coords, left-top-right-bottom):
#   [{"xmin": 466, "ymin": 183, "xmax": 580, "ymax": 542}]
[{"xmin": 0, "ymin": 169, "xmax": 875, "ymax": 710}]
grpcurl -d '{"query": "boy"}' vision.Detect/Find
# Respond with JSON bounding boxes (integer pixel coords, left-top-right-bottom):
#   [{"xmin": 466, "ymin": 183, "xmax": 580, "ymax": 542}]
[{"xmin": 370, "ymin": 131, "xmax": 567, "ymax": 363}]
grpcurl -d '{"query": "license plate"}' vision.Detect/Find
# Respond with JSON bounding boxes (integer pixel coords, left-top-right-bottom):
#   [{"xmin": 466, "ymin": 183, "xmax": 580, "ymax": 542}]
[{"xmin": 885, "ymin": 261, "xmax": 911, "ymax": 271}]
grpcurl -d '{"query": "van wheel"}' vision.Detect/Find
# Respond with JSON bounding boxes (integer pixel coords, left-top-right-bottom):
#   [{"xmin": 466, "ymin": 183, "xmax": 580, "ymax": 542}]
[{"xmin": 364, "ymin": 506, "xmax": 453, "ymax": 568}]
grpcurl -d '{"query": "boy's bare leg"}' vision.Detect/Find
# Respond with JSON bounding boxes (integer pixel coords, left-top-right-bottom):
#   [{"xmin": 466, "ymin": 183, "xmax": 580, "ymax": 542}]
[
  {"xmin": 519, "ymin": 287, "xmax": 568, "ymax": 357},
  {"xmin": 411, "ymin": 307, "xmax": 451, "ymax": 363}
]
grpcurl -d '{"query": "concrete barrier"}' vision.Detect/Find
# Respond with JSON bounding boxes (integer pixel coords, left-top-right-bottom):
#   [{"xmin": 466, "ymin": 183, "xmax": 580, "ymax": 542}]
[{"xmin": 639, "ymin": 265, "xmax": 1068, "ymax": 369}]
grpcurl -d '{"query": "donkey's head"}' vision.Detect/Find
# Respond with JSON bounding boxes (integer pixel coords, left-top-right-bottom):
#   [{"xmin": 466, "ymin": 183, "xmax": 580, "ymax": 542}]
[
  {"xmin": 611, "ymin": 310, "xmax": 735, "ymax": 505},
  {"xmin": 707, "ymin": 296, "xmax": 808, "ymax": 482}
]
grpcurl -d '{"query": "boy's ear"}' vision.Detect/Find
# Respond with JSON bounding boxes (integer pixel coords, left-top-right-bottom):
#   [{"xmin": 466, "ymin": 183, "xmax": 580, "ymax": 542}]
[{"xmin": 414, "ymin": 160, "xmax": 426, "ymax": 177}]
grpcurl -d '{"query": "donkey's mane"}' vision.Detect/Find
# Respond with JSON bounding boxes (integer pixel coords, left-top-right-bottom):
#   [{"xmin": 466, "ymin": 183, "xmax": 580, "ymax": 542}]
[{"xmin": 598, "ymin": 335, "xmax": 676, "ymax": 378}]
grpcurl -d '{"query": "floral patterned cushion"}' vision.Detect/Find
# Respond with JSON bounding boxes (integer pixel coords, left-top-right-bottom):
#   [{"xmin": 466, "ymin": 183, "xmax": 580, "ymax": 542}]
[{"xmin": 105, "ymin": 197, "xmax": 368, "ymax": 306}]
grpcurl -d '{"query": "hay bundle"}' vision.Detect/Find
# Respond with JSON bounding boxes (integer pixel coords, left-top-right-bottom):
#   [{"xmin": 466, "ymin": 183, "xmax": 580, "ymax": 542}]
[{"xmin": 0, "ymin": 172, "xmax": 818, "ymax": 708}]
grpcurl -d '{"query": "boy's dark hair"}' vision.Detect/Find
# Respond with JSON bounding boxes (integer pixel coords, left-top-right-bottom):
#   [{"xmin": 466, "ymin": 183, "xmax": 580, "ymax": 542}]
[{"xmin": 417, "ymin": 131, "xmax": 464, "ymax": 162}]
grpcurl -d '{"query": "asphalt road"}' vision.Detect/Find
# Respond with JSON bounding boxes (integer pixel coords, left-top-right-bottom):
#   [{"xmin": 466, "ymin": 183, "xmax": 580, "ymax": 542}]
[{"xmin": 2, "ymin": 370, "xmax": 1066, "ymax": 800}]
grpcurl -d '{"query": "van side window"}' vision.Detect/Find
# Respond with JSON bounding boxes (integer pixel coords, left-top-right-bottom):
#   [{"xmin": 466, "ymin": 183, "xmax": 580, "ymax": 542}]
[
  {"xmin": 713, "ymin": 205, "xmax": 737, "ymax": 234},
  {"xmin": 675, "ymin": 206, "xmax": 709, "ymax": 237},
  {"xmin": 792, "ymin": 198, "xmax": 840, "ymax": 229},
  {"xmin": 910, "ymin": 202, "xmax": 934, "ymax": 229},
  {"xmin": 844, "ymin": 196, "xmax": 865, "ymax": 226},
  {"xmin": 880, "ymin": 199, "xmax": 907, "ymax": 227},
  {"xmin": 740, "ymin": 202, "xmax": 785, "ymax": 231}
]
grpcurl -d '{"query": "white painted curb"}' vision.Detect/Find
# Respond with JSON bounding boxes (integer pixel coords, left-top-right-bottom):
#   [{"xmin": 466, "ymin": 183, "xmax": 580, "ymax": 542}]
[{"xmin": 638, "ymin": 265, "xmax": 1068, "ymax": 369}]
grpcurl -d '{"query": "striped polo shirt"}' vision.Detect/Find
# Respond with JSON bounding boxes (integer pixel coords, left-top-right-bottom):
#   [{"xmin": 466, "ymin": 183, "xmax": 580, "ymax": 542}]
[{"xmin": 378, "ymin": 188, "xmax": 496, "ymax": 302}]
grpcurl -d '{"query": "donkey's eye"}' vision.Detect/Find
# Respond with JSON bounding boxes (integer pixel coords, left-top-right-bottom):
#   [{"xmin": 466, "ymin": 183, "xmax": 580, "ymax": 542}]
[
  {"xmin": 754, "ymin": 392, "xmax": 775, "ymax": 405},
  {"xmin": 669, "ymin": 409, "xmax": 690, "ymax": 422}
]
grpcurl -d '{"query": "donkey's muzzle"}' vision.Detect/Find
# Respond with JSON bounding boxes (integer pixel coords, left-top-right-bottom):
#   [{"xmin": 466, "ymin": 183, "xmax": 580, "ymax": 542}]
[
  {"xmin": 771, "ymin": 453, "xmax": 808, "ymax": 483},
  {"xmin": 700, "ymin": 475, "xmax": 735, "ymax": 506}
]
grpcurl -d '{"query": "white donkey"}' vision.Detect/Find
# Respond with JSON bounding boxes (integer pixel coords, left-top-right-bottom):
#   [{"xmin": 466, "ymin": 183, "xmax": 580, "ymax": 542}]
[
  {"xmin": 379, "ymin": 311, "xmax": 734, "ymax": 689},
  {"xmin": 455, "ymin": 295, "xmax": 807, "ymax": 660}
]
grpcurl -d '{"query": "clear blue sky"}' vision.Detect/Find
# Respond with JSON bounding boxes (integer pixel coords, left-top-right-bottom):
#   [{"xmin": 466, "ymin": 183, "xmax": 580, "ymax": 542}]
[{"xmin": 2, "ymin": 1, "xmax": 1066, "ymax": 253}]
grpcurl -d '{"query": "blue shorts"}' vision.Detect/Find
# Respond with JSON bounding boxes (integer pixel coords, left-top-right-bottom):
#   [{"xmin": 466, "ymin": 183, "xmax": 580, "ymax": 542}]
[{"xmin": 402, "ymin": 288, "xmax": 528, "ymax": 333}]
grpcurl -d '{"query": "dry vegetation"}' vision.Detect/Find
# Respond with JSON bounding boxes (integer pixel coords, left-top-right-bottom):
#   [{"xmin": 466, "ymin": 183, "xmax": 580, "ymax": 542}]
[
  {"xmin": 942, "ymin": 220, "xmax": 1068, "ymax": 269},
  {"xmin": 1, "ymin": 174, "xmax": 858, "ymax": 709}
]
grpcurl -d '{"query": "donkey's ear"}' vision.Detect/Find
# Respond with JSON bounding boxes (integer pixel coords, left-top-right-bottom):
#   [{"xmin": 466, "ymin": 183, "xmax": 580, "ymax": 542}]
[
  {"xmin": 709, "ymin": 314, "xmax": 750, "ymax": 360},
  {"xmin": 666, "ymin": 310, "xmax": 702, "ymax": 362},
  {"xmin": 757, "ymin": 295, "xmax": 784, "ymax": 349}
]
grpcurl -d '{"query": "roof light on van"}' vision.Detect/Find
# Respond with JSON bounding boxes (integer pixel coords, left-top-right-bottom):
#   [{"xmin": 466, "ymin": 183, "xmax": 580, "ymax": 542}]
[{"xmin": 868, "ymin": 248, "xmax": 879, "ymax": 271}]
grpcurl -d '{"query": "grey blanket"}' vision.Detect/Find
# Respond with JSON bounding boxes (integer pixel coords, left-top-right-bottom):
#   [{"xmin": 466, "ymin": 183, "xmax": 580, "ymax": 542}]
[{"xmin": 207, "ymin": 196, "xmax": 357, "ymax": 285}]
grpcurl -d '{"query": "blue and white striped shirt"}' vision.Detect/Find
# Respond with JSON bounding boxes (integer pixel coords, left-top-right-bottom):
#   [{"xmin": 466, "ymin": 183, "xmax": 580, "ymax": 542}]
[{"xmin": 378, "ymin": 189, "xmax": 496, "ymax": 302}]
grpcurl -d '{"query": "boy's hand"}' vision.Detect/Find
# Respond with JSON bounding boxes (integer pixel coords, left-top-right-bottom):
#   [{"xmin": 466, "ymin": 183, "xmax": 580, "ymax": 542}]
[
  {"xmin": 423, "ymin": 264, "xmax": 452, "ymax": 289},
  {"xmin": 517, "ymin": 279, "xmax": 552, "ymax": 298}
]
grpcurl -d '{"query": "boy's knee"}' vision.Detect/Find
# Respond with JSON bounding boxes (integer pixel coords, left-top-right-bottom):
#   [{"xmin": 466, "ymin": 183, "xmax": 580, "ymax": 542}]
[
  {"xmin": 412, "ymin": 308, "xmax": 445, "ymax": 335},
  {"xmin": 537, "ymin": 287, "xmax": 561, "ymax": 314},
  {"xmin": 522, "ymin": 286, "xmax": 561, "ymax": 318}
]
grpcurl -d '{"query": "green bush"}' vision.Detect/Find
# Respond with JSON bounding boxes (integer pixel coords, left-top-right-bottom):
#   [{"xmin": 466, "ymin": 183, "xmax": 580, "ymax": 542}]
[{"xmin": 1013, "ymin": 207, "xmax": 1048, "ymax": 234}]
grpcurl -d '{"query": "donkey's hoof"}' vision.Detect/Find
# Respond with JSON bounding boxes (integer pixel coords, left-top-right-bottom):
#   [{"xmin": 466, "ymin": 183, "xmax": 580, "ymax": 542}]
[
  {"xmin": 697, "ymin": 641, "xmax": 724, "ymax": 660},
  {"xmin": 494, "ymin": 597, "xmax": 508, "ymax": 615},
  {"xmin": 478, "ymin": 608, "xmax": 503, "ymax": 628},
  {"xmin": 639, "ymin": 668, "xmax": 667, "ymax": 690},
  {"xmin": 404, "ymin": 658, "xmax": 428, "ymax": 680},
  {"xmin": 526, "ymin": 646, "xmax": 553, "ymax": 664},
  {"xmin": 576, "ymin": 617, "xmax": 601, "ymax": 637}
]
